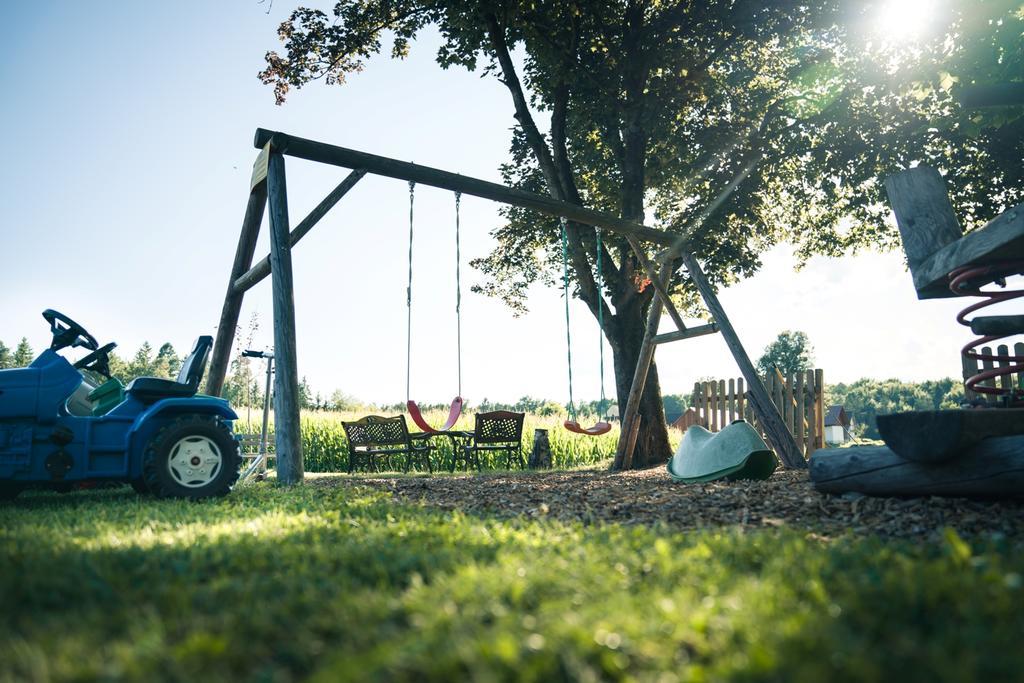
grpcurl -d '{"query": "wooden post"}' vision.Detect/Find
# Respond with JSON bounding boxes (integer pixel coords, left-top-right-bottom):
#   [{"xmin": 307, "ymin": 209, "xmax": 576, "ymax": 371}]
[
  {"xmin": 718, "ymin": 379, "xmax": 727, "ymax": 429},
  {"xmin": 784, "ymin": 373, "xmax": 795, "ymax": 439},
  {"xmin": 233, "ymin": 169, "xmax": 367, "ymax": 293},
  {"xmin": 795, "ymin": 371, "xmax": 806, "ymax": 458},
  {"xmin": 728, "ymin": 378, "xmax": 736, "ymax": 423},
  {"xmin": 266, "ymin": 152, "xmax": 304, "ymax": 485},
  {"xmin": 206, "ymin": 182, "xmax": 268, "ymax": 396},
  {"xmin": 613, "ymin": 294, "xmax": 664, "ymax": 470},
  {"xmin": 884, "ymin": 166, "xmax": 963, "ymax": 279},
  {"xmin": 528, "ymin": 429, "xmax": 552, "ymax": 469},
  {"xmin": 815, "ymin": 369, "xmax": 825, "ymax": 449},
  {"xmin": 680, "ymin": 252, "xmax": 805, "ymax": 469}
]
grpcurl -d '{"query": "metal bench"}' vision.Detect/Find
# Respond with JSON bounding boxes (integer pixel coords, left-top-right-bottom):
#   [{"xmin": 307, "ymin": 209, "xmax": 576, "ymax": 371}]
[
  {"xmin": 341, "ymin": 415, "xmax": 433, "ymax": 473},
  {"xmin": 462, "ymin": 411, "xmax": 525, "ymax": 470}
]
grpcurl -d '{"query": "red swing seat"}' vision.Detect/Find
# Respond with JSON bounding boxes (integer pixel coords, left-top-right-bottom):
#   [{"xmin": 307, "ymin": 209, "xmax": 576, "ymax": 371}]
[
  {"xmin": 563, "ymin": 419, "xmax": 613, "ymax": 436},
  {"xmin": 407, "ymin": 396, "xmax": 464, "ymax": 433}
]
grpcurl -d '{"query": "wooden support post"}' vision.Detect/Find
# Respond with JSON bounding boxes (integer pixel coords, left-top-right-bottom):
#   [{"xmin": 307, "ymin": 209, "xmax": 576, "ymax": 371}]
[
  {"xmin": 613, "ymin": 292, "xmax": 665, "ymax": 470},
  {"xmin": 234, "ymin": 169, "xmax": 367, "ymax": 293},
  {"xmin": 206, "ymin": 182, "xmax": 268, "ymax": 396},
  {"xmin": 625, "ymin": 236, "xmax": 688, "ymax": 332},
  {"xmin": 652, "ymin": 324, "xmax": 718, "ymax": 344},
  {"xmin": 680, "ymin": 252, "xmax": 805, "ymax": 469},
  {"xmin": 266, "ymin": 152, "xmax": 304, "ymax": 485},
  {"xmin": 814, "ymin": 369, "xmax": 825, "ymax": 449}
]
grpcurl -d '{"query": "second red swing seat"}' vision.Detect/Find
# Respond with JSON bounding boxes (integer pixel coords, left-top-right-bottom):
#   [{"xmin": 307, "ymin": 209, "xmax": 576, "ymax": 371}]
[
  {"xmin": 407, "ymin": 396, "xmax": 464, "ymax": 433},
  {"xmin": 563, "ymin": 419, "xmax": 613, "ymax": 436}
]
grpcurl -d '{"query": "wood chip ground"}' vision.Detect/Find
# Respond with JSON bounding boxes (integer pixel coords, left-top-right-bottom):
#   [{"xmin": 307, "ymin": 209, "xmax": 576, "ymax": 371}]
[{"xmin": 310, "ymin": 468, "xmax": 1024, "ymax": 541}]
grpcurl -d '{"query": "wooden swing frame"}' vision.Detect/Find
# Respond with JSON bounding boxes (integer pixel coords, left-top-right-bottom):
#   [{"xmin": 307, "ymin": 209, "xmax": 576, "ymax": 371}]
[{"xmin": 208, "ymin": 128, "xmax": 805, "ymax": 484}]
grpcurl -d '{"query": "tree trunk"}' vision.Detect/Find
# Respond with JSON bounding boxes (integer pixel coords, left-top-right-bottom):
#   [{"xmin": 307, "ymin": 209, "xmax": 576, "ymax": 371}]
[{"xmin": 610, "ymin": 301, "xmax": 672, "ymax": 469}]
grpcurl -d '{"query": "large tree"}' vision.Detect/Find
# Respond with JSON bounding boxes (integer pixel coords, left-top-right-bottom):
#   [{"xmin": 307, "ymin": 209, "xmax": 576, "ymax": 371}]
[{"xmin": 260, "ymin": 0, "xmax": 1022, "ymax": 467}]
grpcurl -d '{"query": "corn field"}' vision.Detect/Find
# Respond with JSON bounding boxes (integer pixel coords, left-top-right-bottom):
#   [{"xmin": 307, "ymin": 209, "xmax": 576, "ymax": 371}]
[{"xmin": 235, "ymin": 409, "xmax": 623, "ymax": 472}]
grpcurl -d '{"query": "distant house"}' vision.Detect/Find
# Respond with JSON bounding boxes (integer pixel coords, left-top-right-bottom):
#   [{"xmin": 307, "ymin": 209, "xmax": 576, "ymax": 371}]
[
  {"xmin": 824, "ymin": 405, "xmax": 851, "ymax": 444},
  {"xmin": 671, "ymin": 408, "xmax": 705, "ymax": 431}
]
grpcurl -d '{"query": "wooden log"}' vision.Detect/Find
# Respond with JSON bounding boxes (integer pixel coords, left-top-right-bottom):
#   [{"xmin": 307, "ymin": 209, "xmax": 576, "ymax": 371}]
[
  {"xmin": 266, "ymin": 152, "xmax": 304, "ymax": 485},
  {"xmin": 678, "ymin": 254, "xmax": 803, "ymax": 467},
  {"xmin": 809, "ymin": 437, "xmax": 1024, "ymax": 498},
  {"xmin": 651, "ymin": 324, "xmax": 718, "ymax": 345},
  {"xmin": 528, "ymin": 429, "xmax": 552, "ymax": 469},
  {"xmin": 911, "ymin": 202, "xmax": 1024, "ymax": 299},
  {"xmin": 206, "ymin": 182, "xmax": 268, "ymax": 396},
  {"xmin": 877, "ymin": 409, "xmax": 1024, "ymax": 463},
  {"xmin": 234, "ymin": 169, "xmax": 367, "ymax": 293},
  {"xmin": 254, "ymin": 129, "xmax": 677, "ymax": 248},
  {"xmin": 884, "ymin": 166, "xmax": 963, "ymax": 287}
]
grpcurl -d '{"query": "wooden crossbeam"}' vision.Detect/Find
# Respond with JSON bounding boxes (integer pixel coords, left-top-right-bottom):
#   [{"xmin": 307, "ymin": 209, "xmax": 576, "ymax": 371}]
[
  {"xmin": 254, "ymin": 129, "xmax": 678, "ymax": 248},
  {"xmin": 234, "ymin": 169, "xmax": 367, "ymax": 293},
  {"xmin": 652, "ymin": 324, "xmax": 718, "ymax": 344}
]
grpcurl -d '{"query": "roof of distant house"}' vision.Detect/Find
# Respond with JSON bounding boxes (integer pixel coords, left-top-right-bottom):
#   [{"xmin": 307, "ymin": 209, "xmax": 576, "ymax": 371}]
[{"xmin": 824, "ymin": 405, "xmax": 849, "ymax": 427}]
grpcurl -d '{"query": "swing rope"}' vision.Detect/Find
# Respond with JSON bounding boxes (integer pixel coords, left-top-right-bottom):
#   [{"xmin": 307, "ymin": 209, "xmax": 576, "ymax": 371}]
[
  {"xmin": 596, "ymin": 228, "xmax": 607, "ymax": 412},
  {"xmin": 406, "ymin": 181, "xmax": 415, "ymax": 403},
  {"xmin": 560, "ymin": 217, "xmax": 577, "ymax": 421},
  {"xmin": 561, "ymin": 217, "xmax": 613, "ymax": 436},
  {"xmin": 404, "ymin": 181, "xmax": 464, "ymax": 434},
  {"xmin": 455, "ymin": 191, "xmax": 462, "ymax": 397}
]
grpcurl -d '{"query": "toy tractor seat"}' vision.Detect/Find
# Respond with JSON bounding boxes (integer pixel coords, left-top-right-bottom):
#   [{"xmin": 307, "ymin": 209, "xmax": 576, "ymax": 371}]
[{"xmin": 126, "ymin": 336, "xmax": 213, "ymax": 404}]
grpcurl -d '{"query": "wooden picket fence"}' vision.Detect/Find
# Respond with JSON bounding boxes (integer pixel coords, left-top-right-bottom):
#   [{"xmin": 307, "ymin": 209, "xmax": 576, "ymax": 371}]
[
  {"xmin": 688, "ymin": 369, "xmax": 825, "ymax": 459},
  {"xmin": 962, "ymin": 342, "xmax": 1024, "ymax": 403}
]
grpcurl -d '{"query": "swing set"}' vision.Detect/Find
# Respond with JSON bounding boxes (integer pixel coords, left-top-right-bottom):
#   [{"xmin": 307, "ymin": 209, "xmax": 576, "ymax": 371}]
[
  {"xmin": 404, "ymin": 179, "xmax": 610, "ymax": 437},
  {"xmin": 403, "ymin": 181, "xmax": 464, "ymax": 433},
  {"xmin": 207, "ymin": 128, "xmax": 807, "ymax": 484}
]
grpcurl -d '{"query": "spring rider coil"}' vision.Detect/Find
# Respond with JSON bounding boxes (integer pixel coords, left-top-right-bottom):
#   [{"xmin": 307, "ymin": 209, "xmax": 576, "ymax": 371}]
[{"xmin": 949, "ymin": 261, "xmax": 1024, "ymax": 407}]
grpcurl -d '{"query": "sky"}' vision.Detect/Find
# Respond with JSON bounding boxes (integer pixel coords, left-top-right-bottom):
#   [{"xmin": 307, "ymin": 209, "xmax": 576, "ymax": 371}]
[{"xmin": 0, "ymin": 1, "xmax": 984, "ymax": 406}]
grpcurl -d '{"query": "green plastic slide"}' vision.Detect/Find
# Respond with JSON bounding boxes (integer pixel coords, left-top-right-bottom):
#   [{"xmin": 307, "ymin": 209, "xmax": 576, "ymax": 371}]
[{"xmin": 667, "ymin": 420, "xmax": 777, "ymax": 483}]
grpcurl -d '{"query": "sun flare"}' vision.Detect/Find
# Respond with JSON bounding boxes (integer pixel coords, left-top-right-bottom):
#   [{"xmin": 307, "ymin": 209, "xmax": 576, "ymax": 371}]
[{"xmin": 875, "ymin": 0, "xmax": 941, "ymax": 41}]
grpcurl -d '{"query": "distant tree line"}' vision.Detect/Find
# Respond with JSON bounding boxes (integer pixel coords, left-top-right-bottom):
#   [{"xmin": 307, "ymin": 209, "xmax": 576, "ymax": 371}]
[
  {"xmin": 828, "ymin": 378, "xmax": 965, "ymax": 440},
  {"xmin": 0, "ymin": 332, "xmax": 968, "ymax": 438}
]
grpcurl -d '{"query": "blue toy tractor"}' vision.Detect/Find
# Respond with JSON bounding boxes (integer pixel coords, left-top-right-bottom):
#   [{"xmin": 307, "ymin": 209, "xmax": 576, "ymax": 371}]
[{"xmin": 0, "ymin": 310, "xmax": 241, "ymax": 500}]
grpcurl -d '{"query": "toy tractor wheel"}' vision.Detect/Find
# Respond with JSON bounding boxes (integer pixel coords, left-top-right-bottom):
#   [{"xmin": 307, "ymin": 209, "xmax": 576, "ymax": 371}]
[
  {"xmin": 142, "ymin": 416, "xmax": 240, "ymax": 499},
  {"xmin": 129, "ymin": 479, "xmax": 150, "ymax": 495}
]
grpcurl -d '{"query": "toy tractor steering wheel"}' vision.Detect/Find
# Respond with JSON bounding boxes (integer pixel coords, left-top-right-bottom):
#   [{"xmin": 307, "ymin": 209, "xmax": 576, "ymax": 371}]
[
  {"xmin": 42, "ymin": 309, "xmax": 99, "ymax": 352},
  {"xmin": 73, "ymin": 342, "xmax": 117, "ymax": 379}
]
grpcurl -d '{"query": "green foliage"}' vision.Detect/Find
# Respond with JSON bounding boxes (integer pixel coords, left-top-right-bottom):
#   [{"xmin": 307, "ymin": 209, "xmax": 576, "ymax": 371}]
[
  {"xmin": 828, "ymin": 377, "xmax": 966, "ymax": 438},
  {"xmin": 756, "ymin": 330, "xmax": 815, "ymax": 377},
  {"xmin": 3, "ymin": 485, "xmax": 1024, "ymax": 681},
  {"xmin": 662, "ymin": 393, "xmax": 690, "ymax": 416},
  {"xmin": 0, "ymin": 341, "xmax": 11, "ymax": 369},
  {"xmin": 11, "ymin": 337, "xmax": 34, "ymax": 367},
  {"xmin": 261, "ymin": 1, "xmax": 1021, "ymax": 311}
]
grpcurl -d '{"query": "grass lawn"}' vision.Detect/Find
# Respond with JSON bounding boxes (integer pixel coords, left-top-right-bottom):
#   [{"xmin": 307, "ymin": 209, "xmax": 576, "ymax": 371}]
[{"xmin": 3, "ymin": 478, "xmax": 1023, "ymax": 682}]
